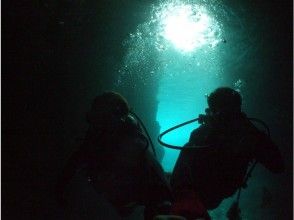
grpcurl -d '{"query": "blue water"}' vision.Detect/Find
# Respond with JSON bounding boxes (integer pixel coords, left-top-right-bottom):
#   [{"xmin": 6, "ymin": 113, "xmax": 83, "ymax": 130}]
[{"xmin": 156, "ymin": 59, "xmax": 223, "ymax": 172}]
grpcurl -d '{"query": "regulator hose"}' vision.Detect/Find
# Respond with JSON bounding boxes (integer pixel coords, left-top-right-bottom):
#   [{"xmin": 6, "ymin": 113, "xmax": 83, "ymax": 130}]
[
  {"xmin": 157, "ymin": 118, "xmax": 210, "ymax": 150},
  {"xmin": 158, "ymin": 116, "xmax": 271, "ymax": 150},
  {"xmin": 248, "ymin": 117, "xmax": 270, "ymax": 137},
  {"xmin": 130, "ymin": 111, "xmax": 157, "ymax": 158}
]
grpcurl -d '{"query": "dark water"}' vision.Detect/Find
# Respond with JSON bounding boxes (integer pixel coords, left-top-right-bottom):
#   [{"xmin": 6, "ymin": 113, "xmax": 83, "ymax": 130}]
[{"xmin": 3, "ymin": 0, "xmax": 292, "ymax": 219}]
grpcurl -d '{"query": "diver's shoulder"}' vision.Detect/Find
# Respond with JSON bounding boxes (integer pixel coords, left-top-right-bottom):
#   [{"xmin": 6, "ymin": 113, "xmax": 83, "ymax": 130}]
[{"xmin": 192, "ymin": 124, "xmax": 211, "ymax": 133}]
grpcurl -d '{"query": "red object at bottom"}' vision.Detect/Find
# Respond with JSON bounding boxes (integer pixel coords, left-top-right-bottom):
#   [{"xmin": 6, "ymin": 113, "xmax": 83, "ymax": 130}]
[{"xmin": 171, "ymin": 189, "xmax": 211, "ymax": 220}]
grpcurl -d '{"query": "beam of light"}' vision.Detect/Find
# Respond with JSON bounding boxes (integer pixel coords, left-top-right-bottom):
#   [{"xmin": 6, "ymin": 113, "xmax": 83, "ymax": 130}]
[
  {"xmin": 156, "ymin": 2, "xmax": 222, "ymax": 52},
  {"xmin": 152, "ymin": 2, "xmax": 224, "ymax": 172},
  {"xmin": 118, "ymin": 1, "xmax": 224, "ymax": 173}
]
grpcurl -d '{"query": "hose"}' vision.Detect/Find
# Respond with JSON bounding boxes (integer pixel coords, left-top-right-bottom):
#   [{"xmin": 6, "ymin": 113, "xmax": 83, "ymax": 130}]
[
  {"xmin": 157, "ymin": 118, "xmax": 210, "ymax": 150},
  {"xmin": 130, "ymin": 111, "xmax": 157, "ymax": 158},
  {"xmin": 158, "ymin": 116, "xmax": 271, "ymax": 150}
]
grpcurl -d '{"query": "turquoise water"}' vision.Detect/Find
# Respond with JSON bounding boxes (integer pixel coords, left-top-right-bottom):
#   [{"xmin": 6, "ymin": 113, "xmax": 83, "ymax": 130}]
[
  {"xmin": 153, "ymin": 1, "xmax": 228, "ymax": 172},
  {"xmin": 156, "ymin": 51, "xmax": 224, "ymax": 172}
]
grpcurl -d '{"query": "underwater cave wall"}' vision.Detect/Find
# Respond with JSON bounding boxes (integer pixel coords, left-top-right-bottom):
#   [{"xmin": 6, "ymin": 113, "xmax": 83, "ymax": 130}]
[{"xmin": 3, "ymin": 0, "xmax": 162, "ymax": 219}]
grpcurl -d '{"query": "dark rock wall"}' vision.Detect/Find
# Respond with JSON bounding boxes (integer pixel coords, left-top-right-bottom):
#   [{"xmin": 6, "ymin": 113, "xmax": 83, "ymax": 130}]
[{"xmin": 3, "ymin": 1, "xmax": 160, "ymax": 219}]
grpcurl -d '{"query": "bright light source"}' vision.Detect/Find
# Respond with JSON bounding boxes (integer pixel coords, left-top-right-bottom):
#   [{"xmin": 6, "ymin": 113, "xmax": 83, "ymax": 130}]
[{"xmin": 157, "ymin": 3, "xmax": 221, "ymax": 52}]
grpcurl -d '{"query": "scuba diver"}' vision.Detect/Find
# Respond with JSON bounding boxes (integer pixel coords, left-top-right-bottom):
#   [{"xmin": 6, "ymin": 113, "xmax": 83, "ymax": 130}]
[
  {"xmin": 56, "ymin": 91, "xmax": 172, "ymax": 220},
  {"xmin": 169, "ymin": 87, "xmax": 284, "ymax": 220}
]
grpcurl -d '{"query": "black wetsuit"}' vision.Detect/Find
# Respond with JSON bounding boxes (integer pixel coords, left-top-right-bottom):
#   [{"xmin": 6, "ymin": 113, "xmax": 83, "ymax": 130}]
[
  {"xmin": 57, "ymin": 116, "xmax": 172, "ymax": 219},
  {"xmin": 171, "ymin": 113, "xmax": 284, "ymax": 211}
]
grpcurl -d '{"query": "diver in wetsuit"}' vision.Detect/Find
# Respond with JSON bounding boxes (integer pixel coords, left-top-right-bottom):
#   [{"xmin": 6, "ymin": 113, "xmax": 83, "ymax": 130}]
[
  {"xmin": 56, "ymin": 92, "xmax": 171, "ymax": 220},
  {"xmin": 170, "ymin": 87, "xmax": 284, "ymax": 219}
]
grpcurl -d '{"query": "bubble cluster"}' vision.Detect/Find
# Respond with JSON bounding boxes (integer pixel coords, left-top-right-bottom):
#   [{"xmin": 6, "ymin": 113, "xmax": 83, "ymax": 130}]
[{"xmin": 154, "ymin": 1, "xmax": 223, "ymax": 52}]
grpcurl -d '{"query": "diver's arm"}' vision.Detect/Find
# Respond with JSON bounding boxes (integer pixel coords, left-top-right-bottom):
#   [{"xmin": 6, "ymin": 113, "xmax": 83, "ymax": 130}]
[
  {"xmin": 170, "ymin": 126, "xmax": 207, "ymax": 190},
  {"xmin": 253, "ymin": 132, "xmax": 285, "ymax": 173},
  {"xmin": 144, "ymin": 150, "xmax": 172, "ymax": 199},
  {"xmin": 55, "ymin": 147, "xmax": 87, "ymax": 205},
  {"xmin": 237, "ymin": 115, "xmax": 284, "ymax": 173},
  {"xmin": 170, "ymin": 147, "xmax": 192, "ymax": 189},
  {"xmin": 142, "ymin": 150, "xmax": 173, "ymax": 219}
]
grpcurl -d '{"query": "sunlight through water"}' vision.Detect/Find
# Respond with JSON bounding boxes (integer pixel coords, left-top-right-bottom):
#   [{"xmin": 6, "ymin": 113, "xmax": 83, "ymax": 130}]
[
  {"xmin": 153, "ymin": 0, "xmax": 224, "ymax": 171},
  {"xmin": 158, "ymin": 2, "xmax": 222, "ymax": 52}
]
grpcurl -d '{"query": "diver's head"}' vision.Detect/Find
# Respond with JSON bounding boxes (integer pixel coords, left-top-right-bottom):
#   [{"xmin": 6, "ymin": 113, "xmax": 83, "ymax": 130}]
[
  {"xmin": 87, "ymin": 91, "xmax": 130, "ymax": 127},
  {"xmin": 207, "ymin": 87, "xmax": 242, "ymax": 116}
]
